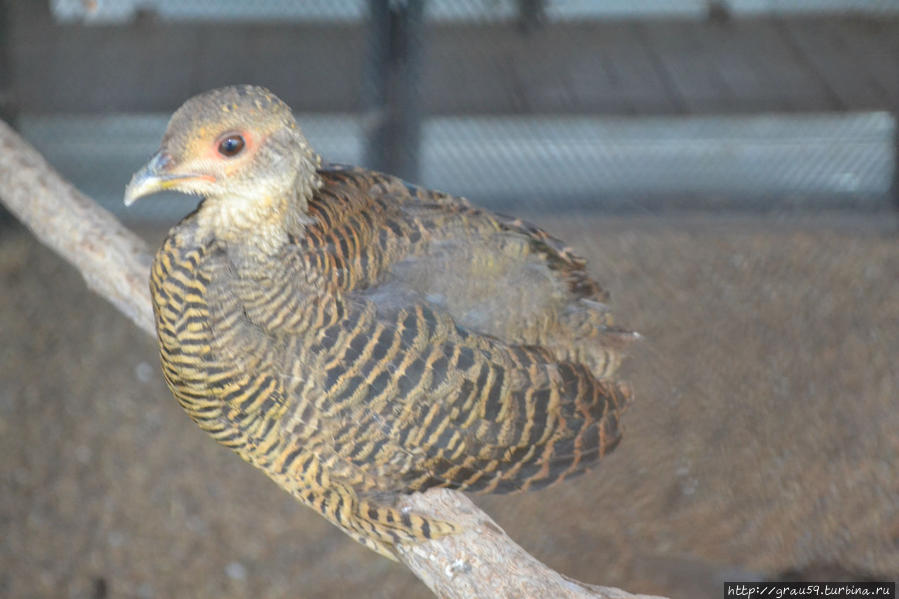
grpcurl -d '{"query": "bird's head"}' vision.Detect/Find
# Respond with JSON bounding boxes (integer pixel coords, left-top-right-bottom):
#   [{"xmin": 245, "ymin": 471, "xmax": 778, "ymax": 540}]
[{"xmin": 125, "ymin": 85, "xmax": 320, "ymax": 241}]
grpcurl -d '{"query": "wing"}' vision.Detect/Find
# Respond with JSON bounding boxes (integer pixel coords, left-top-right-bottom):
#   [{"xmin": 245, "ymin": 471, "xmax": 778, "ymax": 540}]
[
  {"xmin": 300, "ymin": 163, "xmax": 635, "ymax": 379},
  {"xmin": 276, "ymin": 296, "xmax": 630, "ymax": 496}
]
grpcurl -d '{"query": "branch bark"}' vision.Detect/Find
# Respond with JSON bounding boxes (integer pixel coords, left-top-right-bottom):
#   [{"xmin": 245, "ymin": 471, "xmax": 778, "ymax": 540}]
[
  {"xmin": 0, "ymin": 119, "xmax": 154, "ymax": 335},
  {"xmin": 0, "ymin": 119, "xmax": 665, "ymax": 599}
]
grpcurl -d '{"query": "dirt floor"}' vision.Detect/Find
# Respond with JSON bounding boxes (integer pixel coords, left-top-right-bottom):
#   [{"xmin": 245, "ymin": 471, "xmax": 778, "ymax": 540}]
[{"xmin": 2, "ymin": 212, "xmax": 897, "ymax": 599}]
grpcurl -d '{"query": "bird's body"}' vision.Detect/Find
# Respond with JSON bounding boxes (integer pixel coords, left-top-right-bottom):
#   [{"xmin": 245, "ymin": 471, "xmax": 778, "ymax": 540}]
[{"xmin": 128, "ymin": 86, "xmax": 633, "ymax": 558}]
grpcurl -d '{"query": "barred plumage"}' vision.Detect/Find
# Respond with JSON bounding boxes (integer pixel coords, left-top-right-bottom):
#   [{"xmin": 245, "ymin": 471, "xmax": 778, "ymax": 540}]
[{"xmin": 128, "ymin": 85, "xmax": 634, "ymax": 558}]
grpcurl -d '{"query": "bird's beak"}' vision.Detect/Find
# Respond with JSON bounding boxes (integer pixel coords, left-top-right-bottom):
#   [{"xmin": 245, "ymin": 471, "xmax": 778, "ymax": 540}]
[{"xmin": 123, "ymin": 151, "xmax": 214, "ymax": 206}]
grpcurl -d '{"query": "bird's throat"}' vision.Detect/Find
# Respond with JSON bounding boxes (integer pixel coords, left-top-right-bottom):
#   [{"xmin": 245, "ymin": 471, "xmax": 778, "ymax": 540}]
[{"xmin": 196, "ymin": 190, "xmax": 307, "ymax": 257}]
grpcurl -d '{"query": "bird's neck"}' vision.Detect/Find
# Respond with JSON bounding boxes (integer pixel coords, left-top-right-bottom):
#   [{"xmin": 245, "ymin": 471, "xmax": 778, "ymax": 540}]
[{"xmin": 195, "ymin": 172, "xmax": 320, "ymax": 259}]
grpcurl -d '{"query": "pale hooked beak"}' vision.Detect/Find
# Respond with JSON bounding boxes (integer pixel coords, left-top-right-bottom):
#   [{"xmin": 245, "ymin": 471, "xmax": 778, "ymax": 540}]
[{"xmin": 123, "ymin": 151, "xmax": 214, "ymax": 206}]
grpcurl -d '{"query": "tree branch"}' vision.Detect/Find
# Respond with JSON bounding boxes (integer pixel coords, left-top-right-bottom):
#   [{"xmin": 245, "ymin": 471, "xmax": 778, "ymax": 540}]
[
  {"xmin": 0, "ymin": 119, "xmax": 155, "ymax": 335},
  {"xmin": 0, "ymin": 119, "xmax": 665, "ymax": 599}
]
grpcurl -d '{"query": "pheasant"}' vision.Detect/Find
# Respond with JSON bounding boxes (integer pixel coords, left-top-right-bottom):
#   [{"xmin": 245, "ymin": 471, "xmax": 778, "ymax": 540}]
[{"xmin": 124, "ymin": 85, "xmax": 634, "ymax": 559}]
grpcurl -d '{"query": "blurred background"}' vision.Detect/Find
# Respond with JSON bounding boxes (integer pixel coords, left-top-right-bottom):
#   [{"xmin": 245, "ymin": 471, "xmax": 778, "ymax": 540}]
[{"xmin": 1, "ymin": 1, "xmax": 897, "ymax": 598}]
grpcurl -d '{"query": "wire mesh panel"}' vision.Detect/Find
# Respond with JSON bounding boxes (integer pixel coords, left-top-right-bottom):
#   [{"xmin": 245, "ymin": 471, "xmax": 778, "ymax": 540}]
[
  {"xmin": 48, "ymin": 0, "xmax": 899, "ymax": 22},
  {"xmin": 422, "ymin": 112, "xmax": 896, "ymax": 211},
  {"xmin": 50, "ymin": 0, "xmax": 368, "ymax": 23}
]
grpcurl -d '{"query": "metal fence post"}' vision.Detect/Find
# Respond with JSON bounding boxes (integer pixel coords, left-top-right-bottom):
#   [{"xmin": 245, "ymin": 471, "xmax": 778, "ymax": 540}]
[
  {"xmin": 517, "ymin": 0, "xmax": 545, "ymax": 33},
  {"xmin": 0, "ymin": 0, "xmax": 15, "ymax": 126},
  {"xmin": 364, "ymin": 0, "xmax": 424, "ymax": 183},
  {"xmin": 893, "ymin": 116, "xmax": 899, "ymax": 210},
  {"xmin": 0, "ymin": 0, "xmax": 15, "ymax": 227}
]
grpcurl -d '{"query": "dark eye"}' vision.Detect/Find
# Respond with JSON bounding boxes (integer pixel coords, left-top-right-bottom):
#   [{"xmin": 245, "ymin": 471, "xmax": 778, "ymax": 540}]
[{"xmin": 217, "ymin": 134, "xmax": 245, "ymax": 157}]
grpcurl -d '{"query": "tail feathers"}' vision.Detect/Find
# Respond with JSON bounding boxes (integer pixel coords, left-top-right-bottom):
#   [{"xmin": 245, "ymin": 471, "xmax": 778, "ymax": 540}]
[
  {"xmin": 491, "ymin": 370, "xmax": 631, "ymax": 493},
  {"xmin": 540, "ymin": 298, "xmax": 640, "ymax": 379},
  {"xmin": 548, "ymin": 324, "xmax": 640, "ymax": 380},
  {"xmin": 416, "ymin": 375, "xmax": 630, "ymax": 495}
]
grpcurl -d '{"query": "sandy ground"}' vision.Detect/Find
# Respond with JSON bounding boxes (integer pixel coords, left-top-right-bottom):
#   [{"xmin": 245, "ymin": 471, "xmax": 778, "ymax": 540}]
[{"xmin": 2, "ymin": 212, "xmax": 897, "ymax": 599}]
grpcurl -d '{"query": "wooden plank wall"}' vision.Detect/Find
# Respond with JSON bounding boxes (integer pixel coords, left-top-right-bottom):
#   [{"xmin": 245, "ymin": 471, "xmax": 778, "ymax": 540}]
[{"xmin": 7, "ymin": 3, "xmax": 899, "ymax": 117}]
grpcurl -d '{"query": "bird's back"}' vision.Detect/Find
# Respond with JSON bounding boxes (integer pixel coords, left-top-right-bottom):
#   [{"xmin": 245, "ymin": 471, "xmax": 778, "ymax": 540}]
[{"xmin": 302, "ymin": 164, "xmax": 634, "ymax": 379}]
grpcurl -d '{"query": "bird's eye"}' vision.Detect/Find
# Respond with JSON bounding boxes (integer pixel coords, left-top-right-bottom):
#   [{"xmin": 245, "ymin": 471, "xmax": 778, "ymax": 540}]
[{"xmin": 217, "ymin": 134, "xmax": 245, "ymax": 157}]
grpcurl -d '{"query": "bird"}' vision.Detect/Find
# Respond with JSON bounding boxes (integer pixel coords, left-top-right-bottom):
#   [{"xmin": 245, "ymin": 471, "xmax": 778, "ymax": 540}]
[{"xmin": 124, "ymin": 85, "xmax": 635, "ymax": 559}]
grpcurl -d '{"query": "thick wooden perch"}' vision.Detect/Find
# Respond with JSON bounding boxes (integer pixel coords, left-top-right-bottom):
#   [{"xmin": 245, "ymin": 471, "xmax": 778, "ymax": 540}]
[{"xmin": 0, "ymin": 119, "xmax": 664, "ymax": 599}]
